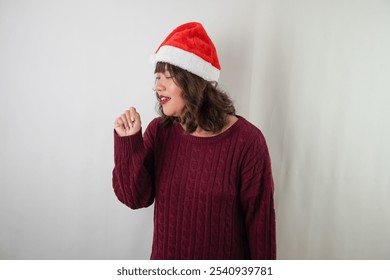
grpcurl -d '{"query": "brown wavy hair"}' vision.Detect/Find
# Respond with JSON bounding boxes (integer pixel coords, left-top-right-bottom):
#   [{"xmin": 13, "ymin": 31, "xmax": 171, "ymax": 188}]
[{"xmin": 155, "ymin": 62, "xmax": 236, "ymax": 134}]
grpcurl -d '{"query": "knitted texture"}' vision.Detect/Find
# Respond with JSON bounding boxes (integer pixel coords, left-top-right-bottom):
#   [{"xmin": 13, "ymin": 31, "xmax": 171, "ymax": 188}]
[{"xmin": 112, "ymin": 116, "xmax": 276, "ymax": 259}]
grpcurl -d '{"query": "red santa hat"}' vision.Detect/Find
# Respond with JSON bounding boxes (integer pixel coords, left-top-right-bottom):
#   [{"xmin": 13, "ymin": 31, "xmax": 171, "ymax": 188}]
[{"xmin": 151, "ymin": 22, "xmax": 221, "ymax": 82}]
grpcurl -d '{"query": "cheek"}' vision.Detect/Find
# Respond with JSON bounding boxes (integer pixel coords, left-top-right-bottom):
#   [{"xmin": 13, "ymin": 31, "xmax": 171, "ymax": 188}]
[
  {"xmin": 176, "ymin": 92, "xmax": 186, "ymax": 107},
  {"xmin": 170, "ymin": 85, "xmax": 184, "ymax": 102}
]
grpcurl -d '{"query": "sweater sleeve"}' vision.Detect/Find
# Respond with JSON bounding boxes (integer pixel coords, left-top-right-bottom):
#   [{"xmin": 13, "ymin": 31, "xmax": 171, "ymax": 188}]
[
  {"xmin": 240, "ymin": 132, "xmax": 276, "ymax": 259},
  {"xmin": 111, "ymin": 119, "xmax": 158, "ymax": 209}
]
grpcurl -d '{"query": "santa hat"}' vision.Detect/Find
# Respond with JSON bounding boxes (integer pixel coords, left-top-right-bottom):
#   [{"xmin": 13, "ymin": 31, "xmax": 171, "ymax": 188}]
[{"xmin": 151, "ymin": 22, "xmax": 221, "ymax": 82}]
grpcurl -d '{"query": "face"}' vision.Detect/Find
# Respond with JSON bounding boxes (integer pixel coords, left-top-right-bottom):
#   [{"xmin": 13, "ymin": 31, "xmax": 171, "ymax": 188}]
[{"xmin": 155, "ymin": 67, "xmax": 186, "ymax": 117}]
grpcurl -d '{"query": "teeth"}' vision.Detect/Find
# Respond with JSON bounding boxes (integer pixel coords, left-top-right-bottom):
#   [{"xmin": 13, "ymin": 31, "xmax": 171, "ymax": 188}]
[{"xmin": 160, "ymin": 97, "xmax": 171, "ymax": 101}]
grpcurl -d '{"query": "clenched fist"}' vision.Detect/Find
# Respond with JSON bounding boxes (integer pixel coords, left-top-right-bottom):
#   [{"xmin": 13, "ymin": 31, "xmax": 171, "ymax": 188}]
[{"xmin": 114, "ymin": 107, "xmax": 142, "ymax": 137}]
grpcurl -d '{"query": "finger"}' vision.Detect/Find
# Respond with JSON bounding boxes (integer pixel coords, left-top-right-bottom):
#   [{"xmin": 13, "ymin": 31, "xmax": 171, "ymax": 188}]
[
  {"xmin": 134, "ymin": 112, "xmax": 141, "ymax": 126},
  {"xmin": 120, "ymin": 114, "xmax": 129, "ymax": 129},
  {"xmin": 130, "ymin": 108, "xmax": 142, "ymax": 127},
  {"xmin": 129, "ymin": 107, "xmax": 139, "ymax": 128},
  {"xmin": 124, "ymin": 110, "xmax": 133, "ymax": 128},
  {"xmin": 114, "ymin": 117, "xmax": 124, "ymax": 128},
  {"xmin": 129, "ymin": 107, "xmax": 137, "ymax": 123}
]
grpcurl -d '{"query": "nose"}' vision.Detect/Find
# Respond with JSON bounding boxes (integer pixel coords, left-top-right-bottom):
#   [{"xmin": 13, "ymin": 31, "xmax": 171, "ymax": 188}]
[{"xmin": 155, "ymin": 78, "xmax": 165, "ymax": 92}]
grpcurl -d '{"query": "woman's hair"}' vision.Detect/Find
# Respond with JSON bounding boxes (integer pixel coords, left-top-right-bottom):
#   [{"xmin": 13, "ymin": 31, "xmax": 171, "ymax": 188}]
[{"xmin": 155, "ymin": 62, "xmax": 236, "ymax": 134}]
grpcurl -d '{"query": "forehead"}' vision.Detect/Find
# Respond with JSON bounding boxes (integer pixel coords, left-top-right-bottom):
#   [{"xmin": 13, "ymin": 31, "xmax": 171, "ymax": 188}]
[{"xmin": 155, "ymin": 62, "xmax": 171, "ymax": 74}]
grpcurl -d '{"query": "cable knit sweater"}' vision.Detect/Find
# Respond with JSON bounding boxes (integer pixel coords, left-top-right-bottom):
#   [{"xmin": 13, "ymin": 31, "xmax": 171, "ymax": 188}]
[{"xmin": 112, "ymin": 116, "xmax": 276, "ymax": 259}]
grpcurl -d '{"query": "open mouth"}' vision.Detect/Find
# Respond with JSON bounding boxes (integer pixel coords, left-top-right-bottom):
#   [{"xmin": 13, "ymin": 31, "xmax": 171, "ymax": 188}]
[{"xmin": 159, "ymin": 95, "xmax": 171, "ymax": 105}]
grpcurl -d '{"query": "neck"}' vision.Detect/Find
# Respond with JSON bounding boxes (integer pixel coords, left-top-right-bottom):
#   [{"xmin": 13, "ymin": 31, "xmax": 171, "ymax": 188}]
[
  {"xmin": 181, "ymin": 115, "xmax": 238, "ymax": 138},
  {"xmin": 191, "ymin": 127, "xmax": 215, "ymax": 137}
]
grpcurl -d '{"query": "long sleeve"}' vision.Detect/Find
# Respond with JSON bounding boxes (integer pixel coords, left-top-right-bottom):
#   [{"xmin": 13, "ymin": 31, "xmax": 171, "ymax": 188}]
[
  {"xmin": 240, "ymin": 132, "xmax": 276, "ymax": 260},
  {"xmin": 111, "ymin": 116, "xmax": 276, "ymax": 259},
  {"xmin": 112, "ymin": 119, "xmax": 158, "ymax": 209}
]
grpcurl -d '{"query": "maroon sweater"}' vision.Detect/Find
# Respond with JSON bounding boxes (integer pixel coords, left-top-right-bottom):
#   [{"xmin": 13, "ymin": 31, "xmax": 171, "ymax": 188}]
[{"xmin": 112, "ymin": 116, "xmax": 276, "ymax": 259}]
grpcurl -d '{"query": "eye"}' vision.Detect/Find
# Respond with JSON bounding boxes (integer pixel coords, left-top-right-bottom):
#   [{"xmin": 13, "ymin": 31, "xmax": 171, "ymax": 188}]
[
  {"xmin": 155, "ymin": 73, "xmax": 173, "ymax": 81},
  {"xmin": 164, "ymin": 70, "xmax": 173, "ymax": 79}
]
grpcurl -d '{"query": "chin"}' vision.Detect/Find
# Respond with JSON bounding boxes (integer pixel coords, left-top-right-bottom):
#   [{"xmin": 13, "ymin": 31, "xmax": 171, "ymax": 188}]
[
  {"xmin": 162, "ymin": 110, "xmax": 173, "ymax": 116},
  {"xmin": 163, "ymin": 110, "xmax": 180, "ymax": 117},
  {"xmin": 162, "ymin": 107, "xmax": 185, "ymax": 118}
]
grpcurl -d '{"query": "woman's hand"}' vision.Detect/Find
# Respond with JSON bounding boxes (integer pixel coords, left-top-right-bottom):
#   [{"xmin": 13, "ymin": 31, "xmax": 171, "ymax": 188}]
[{"xmin": 114, "ymin": 107, "xmax": 142, "ymax": 137}]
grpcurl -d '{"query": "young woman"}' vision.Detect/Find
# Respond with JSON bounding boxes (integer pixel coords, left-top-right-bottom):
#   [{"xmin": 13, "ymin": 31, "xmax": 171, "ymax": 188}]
[{"xmin": 112, "ymin": 22, "xmax": 276, "ymax": 259}]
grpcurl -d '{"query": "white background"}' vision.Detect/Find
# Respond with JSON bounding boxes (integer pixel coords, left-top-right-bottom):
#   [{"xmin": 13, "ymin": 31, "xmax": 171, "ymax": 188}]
[{"xmin": 0, "ymin": 0, "xmax": 389, "ymax": 259}]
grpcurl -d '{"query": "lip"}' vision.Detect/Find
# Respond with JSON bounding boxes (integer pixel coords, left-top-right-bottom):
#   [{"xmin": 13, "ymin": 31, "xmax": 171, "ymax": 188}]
[{"xmin": 159, "ymin": 95, "xmax": 171, "ymax": 105}]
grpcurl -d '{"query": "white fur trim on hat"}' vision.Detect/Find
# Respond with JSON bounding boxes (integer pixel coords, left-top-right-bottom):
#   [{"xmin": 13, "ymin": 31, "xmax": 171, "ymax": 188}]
[{"xmin": 152, "ymin": 45, "xmax": 220, "ymax": 82}]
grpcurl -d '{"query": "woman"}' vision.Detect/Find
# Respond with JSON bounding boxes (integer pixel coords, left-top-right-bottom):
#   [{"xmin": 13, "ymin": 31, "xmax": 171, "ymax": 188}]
[{"xmin": 112, "ymin": 22, "xmax": 276, "ymax": 259}]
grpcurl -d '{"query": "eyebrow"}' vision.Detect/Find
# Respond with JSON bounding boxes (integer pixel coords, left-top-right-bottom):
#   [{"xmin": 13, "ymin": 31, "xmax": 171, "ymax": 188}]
[{"xmin": 156, "ymin": 70, "xmax": 172, "ymax": 75}]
